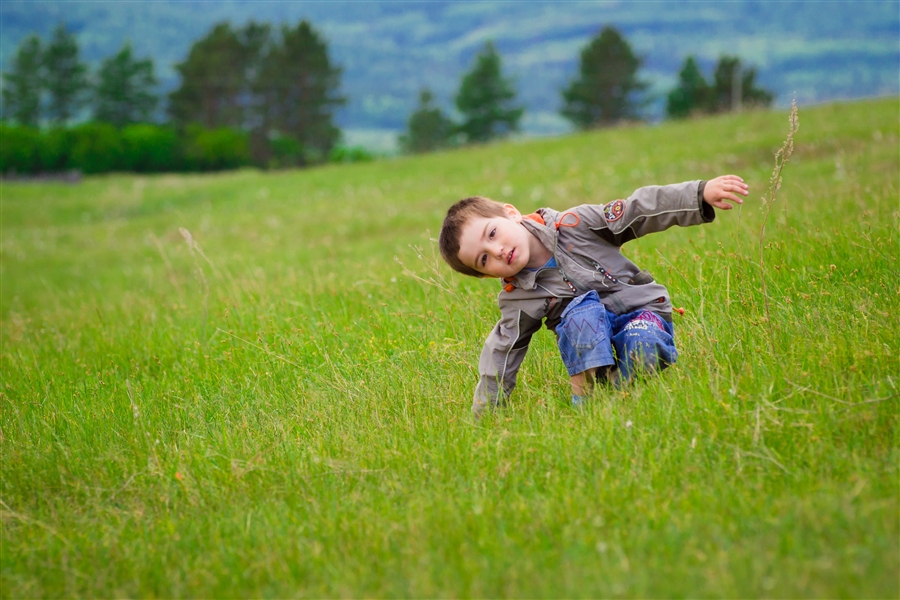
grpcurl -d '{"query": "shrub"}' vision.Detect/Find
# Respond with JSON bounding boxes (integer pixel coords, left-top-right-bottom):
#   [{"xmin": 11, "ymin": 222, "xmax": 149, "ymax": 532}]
[
  {"xmin": 121, "ymin": 124, "xmax": 181, "ymax": 172},
  {"xmin": 38, "ymin": 128, "xmax": 74, "ymax": 172},
  {"xmin": 330, "ymin": 145, "xmax": 375, "ymax": 164},
  {"xmin": 68, "ymin": 123, "xmax": 124, "ymax": 174},
  {"xmin": 183, "ymin": 125, "xmax": 250, "ymax": 171},
  {"xmin": 0, "ymin": 125, "xmax": 41, "ymax": 174},
  {"xmin": 269, "ymin": 134, "xmax": 303, "ymax": 169}
]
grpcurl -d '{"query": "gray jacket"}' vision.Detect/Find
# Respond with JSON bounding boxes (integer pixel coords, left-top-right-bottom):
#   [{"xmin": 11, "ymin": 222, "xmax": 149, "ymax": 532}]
[{"xmin": 472, "ymin": 180, "xmax": 714, "ymax": 416}]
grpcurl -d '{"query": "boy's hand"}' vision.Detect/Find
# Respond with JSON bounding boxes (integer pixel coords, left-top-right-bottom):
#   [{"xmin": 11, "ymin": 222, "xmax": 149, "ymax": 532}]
[{"xmin": 703, "ymin": 175, "xmax": 749, "ymax": 210}]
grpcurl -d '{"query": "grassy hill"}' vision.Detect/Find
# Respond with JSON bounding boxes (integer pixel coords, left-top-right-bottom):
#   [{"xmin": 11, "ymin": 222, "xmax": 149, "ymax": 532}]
[{"xmin": 1, "ymin": 98, "xmax": 898, "ymax": 597}]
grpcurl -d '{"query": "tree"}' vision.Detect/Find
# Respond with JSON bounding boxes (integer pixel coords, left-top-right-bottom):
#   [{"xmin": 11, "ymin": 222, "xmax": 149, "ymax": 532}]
[
  {"xmin": 168, "ymin": 22, "xmax": 269, "ymax": 130},
  {"xmin": 666, "ymin": 56, "xmax": 711, "ymax": 119},
  {"xmin": 454, "ymin": 41, "xmax": 523, "ymax": 143},
  {"xmin": 168, "ymin": 20, "xmax": 343, "ymax": 166},
  {"xmin": 399, "ymin": 88, "xmax": 455, "ymax": 153},
  {"xmin": 710, "ymin": 56, "xmax": 774, "ymax": 113},
  {"xmin": 233, "ymin": 21, "xmax": 271, "ymax": 135},
  {"xmin": 2, "ymin": 34, "xmax": 44, "ymax": 126},
  {"xmin": 93, "ymin": 43, "xmax": 159, "ymax": 127},
  {"xmin": 43, "ymin": 24, "xmax": 88, "ymax": 125},
  {"xmin": 256, "ymin": 21, "xmax": 345, "ymax": 163},
  {"xmin": 560, "ymin": 26, "xmax": 647, "ymax": 129}
]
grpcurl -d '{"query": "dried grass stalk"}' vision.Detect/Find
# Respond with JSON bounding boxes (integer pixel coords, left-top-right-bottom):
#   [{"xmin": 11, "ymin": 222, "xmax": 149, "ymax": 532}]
[{"xmin": 758, "ymin": 99, "xmax": 799, "ymax": 346}]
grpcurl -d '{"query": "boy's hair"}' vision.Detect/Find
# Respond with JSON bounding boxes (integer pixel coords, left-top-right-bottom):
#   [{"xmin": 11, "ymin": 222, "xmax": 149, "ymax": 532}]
[{"xmin": 439, "ymin": 196, "xmax": 508, "ymax": 277}]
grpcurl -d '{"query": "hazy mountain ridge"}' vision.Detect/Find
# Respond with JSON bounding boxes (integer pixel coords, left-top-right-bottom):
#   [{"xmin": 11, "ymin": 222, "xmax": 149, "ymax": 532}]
[{"xmin": 2, "ymin": 0, "xmax": 898, "ymax": 148}]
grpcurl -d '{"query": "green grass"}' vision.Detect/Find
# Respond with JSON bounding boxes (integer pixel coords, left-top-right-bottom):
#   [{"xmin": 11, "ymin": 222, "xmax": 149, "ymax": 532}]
[{"xmin": 2, "ymin": 98, "xmax": 898, "ymax": 598}]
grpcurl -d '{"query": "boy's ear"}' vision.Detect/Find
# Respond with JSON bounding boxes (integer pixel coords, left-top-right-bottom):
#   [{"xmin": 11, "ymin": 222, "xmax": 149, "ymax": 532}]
[{"xmin": 503, "ymin": 203, "xmax": 523, "ymax": 222}]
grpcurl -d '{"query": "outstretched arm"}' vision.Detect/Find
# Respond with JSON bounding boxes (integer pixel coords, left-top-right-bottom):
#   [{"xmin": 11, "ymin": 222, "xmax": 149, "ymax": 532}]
[
  {"xmin": 702, "ymin": 174, "xmax": 749, "ymax": 210},
  {"xmin": 577, "ymin": 180, "xmax": 710, "ymax": 246}
]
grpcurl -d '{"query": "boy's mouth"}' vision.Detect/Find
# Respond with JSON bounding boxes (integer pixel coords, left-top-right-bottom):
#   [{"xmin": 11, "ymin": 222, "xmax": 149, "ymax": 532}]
[{"xmin": 507, "ymin": 248, "xmax": 515, "ymax": 265}]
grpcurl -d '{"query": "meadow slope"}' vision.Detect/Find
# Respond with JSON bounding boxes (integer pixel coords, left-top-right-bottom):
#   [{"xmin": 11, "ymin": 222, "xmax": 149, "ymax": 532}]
[{"xmin": 1, "ymin": 98, "xmax": 898, "ymax": 597}]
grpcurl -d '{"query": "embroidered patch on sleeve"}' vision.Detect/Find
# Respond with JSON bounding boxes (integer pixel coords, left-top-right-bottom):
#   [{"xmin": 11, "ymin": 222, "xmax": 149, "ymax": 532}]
[{"xmin": 603, "ymin": 199, "xmax": 626, "ymax": 222}]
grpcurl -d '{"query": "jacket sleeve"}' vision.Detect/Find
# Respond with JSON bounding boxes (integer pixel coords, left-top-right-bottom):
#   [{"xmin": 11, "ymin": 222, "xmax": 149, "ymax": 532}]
[
  {"xmin": 472, "ymin": 301, "xmax": 543, "ymax": 417},
  {"xmin": 579, "ymin": 180, "xmax": 715, "ymax": 246}
]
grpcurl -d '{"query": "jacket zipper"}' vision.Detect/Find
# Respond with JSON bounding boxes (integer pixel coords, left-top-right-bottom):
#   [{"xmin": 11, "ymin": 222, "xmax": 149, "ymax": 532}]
[
  {"xmin": 557, "ymin": 246, "xmax": 616, "ymax": 292},
  {"xmin": 559, "ymin": 270, "xmax": 578, "ymax": 294},
  {"xmin": 586, "ymin": 257, "xmax": 619, "ymax": 285}
]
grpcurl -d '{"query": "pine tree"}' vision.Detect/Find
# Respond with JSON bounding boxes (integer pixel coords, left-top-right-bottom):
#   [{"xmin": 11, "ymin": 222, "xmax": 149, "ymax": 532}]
[
  {"xmin": 399, "ymin": 88, "xmax": 455, "ymax": 153},
  {"xmin": 666, "ymin": 56, "xmax": 710, "ymax": 119},
  {"xmin": 560, "ymin": 26, "xmax": 647, "ymax": 128},
  {"xmin": 43, "ymin": 24, "xmax": 88, "ymax": 125},
  {"xmin": 169, "ymin": 21, "xmax": 342, "ymax": 165},
  {"xmin": 454, "ymin": 41, "xmax": 523, "ymax": 143},
  {"xmin": 93, "ymin": 44, "xmax": 159, "ymax": 127},
  {"xmin": 2, "ymin": 35, "xmax": 44, "ymax": 126},
  {"xmin": 168, "ymin": 23, "xmax": 264, "ymax": 129},
  {"xmin": 710, "ymin": 56, "xmax": 774, "ymax": 113},
  {"xmin": 233, "ymin": 22, "xmax": 271, "ymax": 132},
  {"xmin": 256, "ymin": 21, "xmax": 345, "ymax": 163}
]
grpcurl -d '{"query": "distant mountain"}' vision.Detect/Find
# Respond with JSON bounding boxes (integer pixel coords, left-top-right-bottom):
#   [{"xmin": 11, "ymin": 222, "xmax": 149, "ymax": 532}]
[{"xmin": 2, "ymin": 1, "xmax": 898, "ymax": 150}]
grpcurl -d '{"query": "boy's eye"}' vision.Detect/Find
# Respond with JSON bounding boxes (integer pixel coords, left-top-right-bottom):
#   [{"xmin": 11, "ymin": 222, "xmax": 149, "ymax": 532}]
[{"xmin": 489, "ymin": 228, "xmax": 496, "ymax": 239}]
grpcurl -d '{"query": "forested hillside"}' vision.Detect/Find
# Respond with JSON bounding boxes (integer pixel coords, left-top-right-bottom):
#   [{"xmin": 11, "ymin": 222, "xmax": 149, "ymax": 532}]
[{"xmin": 2, "ymin": 0, "xmax": 898, "ymax": 144}]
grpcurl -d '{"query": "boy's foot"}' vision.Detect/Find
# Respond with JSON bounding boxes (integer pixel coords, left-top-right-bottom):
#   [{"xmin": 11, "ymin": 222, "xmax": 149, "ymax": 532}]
[
  {"xmin": 597, "ymin": 365, "xmax": 622, "ymax": 388},
  {"xmin": 607, "ymin": 368, "xmax": 623, "ymax": 388},
  {"xmin": 572, "ymin": 394, "xmax": 586, "ymax": 408}
]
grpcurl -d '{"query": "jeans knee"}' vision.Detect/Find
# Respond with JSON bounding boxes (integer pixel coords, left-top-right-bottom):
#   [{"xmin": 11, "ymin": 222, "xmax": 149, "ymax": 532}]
[
  {"xmin": 614, "ymin": 331, "xmax": 676, "ymax": 380},
  {"xmin": 620, "ymin": 339, "xmax": 660, "ymax": 371}
]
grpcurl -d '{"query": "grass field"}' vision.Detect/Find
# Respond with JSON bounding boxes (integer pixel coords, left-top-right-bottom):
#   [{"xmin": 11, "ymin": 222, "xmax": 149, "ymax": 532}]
[{"xmin": 1, "ymin": 98, "xmax": 898, "ymax": 598}]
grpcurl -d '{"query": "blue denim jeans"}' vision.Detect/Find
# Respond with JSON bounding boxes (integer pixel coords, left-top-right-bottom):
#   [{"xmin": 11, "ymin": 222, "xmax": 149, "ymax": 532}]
[{"xmin": 556, "ymin": 290, "xmax": 677, "ymax": 381}]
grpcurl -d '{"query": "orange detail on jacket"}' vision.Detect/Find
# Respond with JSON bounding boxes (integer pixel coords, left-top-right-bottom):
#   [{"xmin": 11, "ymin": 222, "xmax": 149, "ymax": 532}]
[{"xmin": 555, "ymin": 211, "xmax": 580, "ymax": 229}]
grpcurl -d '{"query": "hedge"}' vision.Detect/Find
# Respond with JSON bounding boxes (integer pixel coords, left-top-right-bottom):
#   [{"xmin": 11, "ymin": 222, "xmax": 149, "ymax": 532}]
[{"xmin": 0, "ymin": 123, "xmax": 373, "ymax": 176}]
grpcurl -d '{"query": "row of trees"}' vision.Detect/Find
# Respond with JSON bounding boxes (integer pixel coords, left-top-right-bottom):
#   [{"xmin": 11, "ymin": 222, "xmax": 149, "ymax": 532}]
[
  {"xmin": 3, "ymin": 25, "xmax": 158, "ymax": 129},
  {"xmin": 1, "ymin": 21, "xmax": 352, "ymax": 174},
  {"xmin": 666, "ymin": 55, "xmax": 774, "ymax": 119},
  {"xmin": 2, "ymin": 21, "xmax": 773, "ymax": 174},
  {"xmin": 167, "ymin": 21, "xmax": 345, "ymax": 166},
  {"xmin": 402, "ymin": 26, "xmax": 773, "ymax": 153}
]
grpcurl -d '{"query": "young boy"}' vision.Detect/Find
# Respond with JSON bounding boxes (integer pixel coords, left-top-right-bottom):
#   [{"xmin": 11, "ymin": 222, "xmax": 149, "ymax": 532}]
[{"xmin": 438, "ymin": 175, "xmax": 749, "ymax": 416}]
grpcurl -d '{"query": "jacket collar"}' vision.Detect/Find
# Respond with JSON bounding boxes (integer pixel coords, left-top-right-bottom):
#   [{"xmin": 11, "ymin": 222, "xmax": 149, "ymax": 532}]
[{"xmin": 503, "ymin": 213, "xmax": 559, "ymax": 290}]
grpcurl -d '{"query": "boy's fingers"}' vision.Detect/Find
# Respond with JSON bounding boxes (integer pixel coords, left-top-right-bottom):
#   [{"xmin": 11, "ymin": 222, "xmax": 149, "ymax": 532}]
[
  {"xmin": 724, "ymin": 181, "xmax": 749, "ymax": 194},
  {"xmin": 719, "ymin": 176, "xmax": 748, "ymax": 191},
  {"xmin": 711, "ymin": 194, "xmax": 742, "ymax": 209}
]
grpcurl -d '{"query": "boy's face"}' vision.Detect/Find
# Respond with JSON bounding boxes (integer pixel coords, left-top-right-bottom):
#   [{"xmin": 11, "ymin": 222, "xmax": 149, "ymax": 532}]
[{"xmin": 456, "ymin": 204, "xmax": 541, "ymax": 278}]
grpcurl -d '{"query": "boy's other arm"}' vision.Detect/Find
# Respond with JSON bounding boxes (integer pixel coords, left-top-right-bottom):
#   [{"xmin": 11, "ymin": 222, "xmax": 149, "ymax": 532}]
[{"xmin": 472, "ymin": 306, "xmax": 543, "ymax": 418}]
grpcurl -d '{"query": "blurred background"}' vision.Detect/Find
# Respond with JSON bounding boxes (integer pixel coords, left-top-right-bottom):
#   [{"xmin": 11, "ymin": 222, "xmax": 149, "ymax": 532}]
[{"xmin": 2, "ymin": 0, "xmax": 898, "ymax": 161}]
